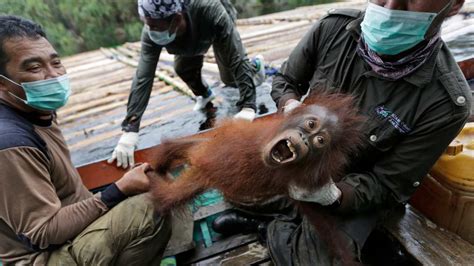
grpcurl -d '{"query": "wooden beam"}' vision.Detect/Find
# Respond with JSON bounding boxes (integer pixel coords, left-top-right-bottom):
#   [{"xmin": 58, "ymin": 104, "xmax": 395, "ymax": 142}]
[
  {"xmin": 63, "ymin": 93, "xmax": 186, "ymax": 142},
  {"xmin": 179, "ymin": 234, "xmax": 260, "ymax": 265},
  {"xmin": 59, "ymin": 85, "xmax": 174, "ymax": 125},
  {"xmin": 68, "ymin": 105, "xmax": 193, "ymax": 150},
  {"xmin": 384, "ymin": 205, "xmax": 474, "ymax": 265}
]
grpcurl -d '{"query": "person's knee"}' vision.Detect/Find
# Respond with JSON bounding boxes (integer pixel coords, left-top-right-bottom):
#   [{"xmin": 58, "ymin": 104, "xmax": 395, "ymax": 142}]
[
  {"xmin": 216, "ymin": 64, "xmax": 237, "ymax": 87},
  {"xmin": 221, "ymin": 75, "xmax": 236, "ymax": 87},
  {"xmin": 111, "ymin": 195, "xmax": 172, "ymax": 252},
  {"xmin": 174, "ymin": 59, "xmax": 200, "ymax": 80},
  {"xmin": 109, "ymin": 194, "xmax": 165, "ymax": 235},
  {"xmin": 173, "ymin": 61, "xmax": 187, "ymax": 78}
]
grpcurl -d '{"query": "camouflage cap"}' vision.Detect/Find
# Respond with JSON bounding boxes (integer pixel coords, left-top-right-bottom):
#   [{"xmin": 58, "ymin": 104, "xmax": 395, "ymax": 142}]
[{"xmin": 137, "ymin": 0, "xmax": 188, "ymax": 19}]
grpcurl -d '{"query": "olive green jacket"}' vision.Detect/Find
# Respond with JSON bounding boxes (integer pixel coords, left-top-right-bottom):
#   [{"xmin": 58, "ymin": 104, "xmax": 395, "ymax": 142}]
[
  {"xmin": 272, "ymin": 9, "xmax": 472, "ymax": 214},
  {"xmin": 122, "ymin": 0, "xmax": 254, "ymax": 132}
]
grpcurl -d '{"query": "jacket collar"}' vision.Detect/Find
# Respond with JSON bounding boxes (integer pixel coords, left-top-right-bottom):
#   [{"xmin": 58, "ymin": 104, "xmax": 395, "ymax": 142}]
[{"xmin": 0, "ymin": 100, "xmax": 53, "ymax": 127}]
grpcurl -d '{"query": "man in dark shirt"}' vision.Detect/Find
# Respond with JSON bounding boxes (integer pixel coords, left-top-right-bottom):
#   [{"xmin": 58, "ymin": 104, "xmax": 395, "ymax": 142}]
[
  {"xmin": 109, "ymin": 0, "xmax": 266, "ymax": 169},
  {"xmin": 229, "ymin": 0, "xmax": 471, "ymax": 264}
]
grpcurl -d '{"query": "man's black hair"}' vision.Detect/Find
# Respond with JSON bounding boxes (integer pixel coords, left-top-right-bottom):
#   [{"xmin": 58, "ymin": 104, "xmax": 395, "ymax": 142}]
[{"xmin": 0, "ymin": 15, "xmax": 46, "ymax": 76}]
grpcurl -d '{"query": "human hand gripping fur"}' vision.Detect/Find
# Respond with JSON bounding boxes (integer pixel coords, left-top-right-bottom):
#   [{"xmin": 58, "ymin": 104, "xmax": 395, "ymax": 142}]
[
  {"xmin": 115, "ymin": 163, "xmax": 151, "ymax": 196},
  {"xmin": 108, "ymin": 132, "xmax": 139, "ymax": 169}
]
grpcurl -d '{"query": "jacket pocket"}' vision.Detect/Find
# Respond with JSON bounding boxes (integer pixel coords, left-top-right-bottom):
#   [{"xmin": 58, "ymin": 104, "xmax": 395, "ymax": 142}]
[{"xmin": 363, "ymin": 106, "xmax": 407, "ymax": 152}]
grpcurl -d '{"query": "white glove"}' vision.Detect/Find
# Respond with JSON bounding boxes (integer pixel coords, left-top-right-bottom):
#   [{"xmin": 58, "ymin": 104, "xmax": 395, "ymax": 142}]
[
  {"xmin": 288, "ymin": 180, "xmax": 342, "ymax": 206},
  {"xmin": 283, "ymin": 99, "xmax": 302, "ymax": 114},
  {"xmin": 234, "ymin": 107, "xmax": 256, "ymax": 121},
  {"xmin": 107, "ymin": 132, "xmax": 139, "ymax": 169}
]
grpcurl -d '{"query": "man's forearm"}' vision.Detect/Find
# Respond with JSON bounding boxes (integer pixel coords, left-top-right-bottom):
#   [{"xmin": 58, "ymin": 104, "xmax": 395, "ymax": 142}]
[
  {"xmin": 122, "ymin": 29, "xmax": 161, "ymax": 132},
  {"xmin": 121, "ymin": 63, "xmax": 158, "ymax": 132},
  {"xmin": 333, "ymin": 173, "xmax": 391, "ymax": 214},
  {"xmin": 271, "ymin": 73, "xmax": 301, "ymax": 110}
]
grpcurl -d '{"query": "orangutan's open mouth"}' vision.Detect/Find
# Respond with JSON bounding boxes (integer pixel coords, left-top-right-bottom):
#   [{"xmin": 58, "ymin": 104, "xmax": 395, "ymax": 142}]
[{"xmin": 271, "ymin": 139, "xmax": 297, "ymax": 164}]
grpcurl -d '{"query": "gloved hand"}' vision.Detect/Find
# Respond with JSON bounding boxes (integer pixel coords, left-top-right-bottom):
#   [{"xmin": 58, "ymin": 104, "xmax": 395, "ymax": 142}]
[
  {"xmin": 282, "ymin": 99, "xmax": 302, "ymax": 114},
  {"xmin": 234, "ymin": 107, "xmax": 256, "ymax": 121},
  {"xmin": 288, "ymin": 179, "xmax": 342, "ymax": 206},
  {"xmin": 107, "ymin": 132, "xmax": 139, "ymax": 169}
]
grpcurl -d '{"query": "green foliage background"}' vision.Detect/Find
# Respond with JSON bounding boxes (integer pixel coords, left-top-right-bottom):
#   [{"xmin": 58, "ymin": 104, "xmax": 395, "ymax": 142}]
[
  {"xmin": 0, "ymin": 0, "xmax": 338, "ymax": 56},
  {"xmin": 0, "ymin": 0, "xmax": 143, "ymax": 56}
]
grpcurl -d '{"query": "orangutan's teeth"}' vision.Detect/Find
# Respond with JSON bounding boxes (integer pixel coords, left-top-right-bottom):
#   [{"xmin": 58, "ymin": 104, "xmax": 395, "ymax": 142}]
[
  {"xmin": 272, "ymin": 153, "xmax": 281, "ymax": 162},
  {"xmin": 286, "ymin": 140, "xmax": 296, "ymax": 155}
]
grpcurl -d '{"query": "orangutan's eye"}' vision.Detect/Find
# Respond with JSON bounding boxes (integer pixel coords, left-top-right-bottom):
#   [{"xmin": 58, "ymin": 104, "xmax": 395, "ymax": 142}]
[
  {"xmin": 316, "ymin": 135, "xmax": 324, "ymax": 144},
  {"xmin": 306, "ymin": 120, "xmax": 316, "ymax": 129},
  {"xmin": 313, "ymin": 132, "xmax": 329, "ymax": 148}
]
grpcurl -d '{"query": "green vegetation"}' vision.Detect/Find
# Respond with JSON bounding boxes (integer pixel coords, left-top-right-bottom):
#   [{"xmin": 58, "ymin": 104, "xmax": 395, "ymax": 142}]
[
  {"xmin": 0, "ymin": 0, "xmax": 143, "ymax": 56},
  {"xmin": 0, "ymin": 0, "xmax": 339, "ymax": 56}
]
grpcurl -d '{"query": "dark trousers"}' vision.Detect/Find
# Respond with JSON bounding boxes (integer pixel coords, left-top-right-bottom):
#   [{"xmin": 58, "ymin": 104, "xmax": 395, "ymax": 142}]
[
  {"xmin": 174, "ymin": 51, "xmax": 255, "ymax": 97},
  {"xmin": 233, "ymin": 197, "xmax": 380, "ymax": 265}
]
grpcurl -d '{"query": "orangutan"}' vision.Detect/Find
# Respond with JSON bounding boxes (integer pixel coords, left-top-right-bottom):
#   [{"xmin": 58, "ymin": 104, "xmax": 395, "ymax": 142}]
[{"xmin": 147, "ymin": 93, "xmax": 365, "ymax": 213}]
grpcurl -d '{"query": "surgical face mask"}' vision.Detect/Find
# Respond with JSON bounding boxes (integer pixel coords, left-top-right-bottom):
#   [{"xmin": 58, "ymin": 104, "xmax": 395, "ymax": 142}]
[
  {"xmin": 146, "ymin": 23, "xmax": 177, "ymax": 46},
  {"xmin": 361, "ymin": 1, "xmax": 453, "ymax": 55},
  {"xmin": 0, "ymin": 74, "xmax": 71, "ymax": 111}
]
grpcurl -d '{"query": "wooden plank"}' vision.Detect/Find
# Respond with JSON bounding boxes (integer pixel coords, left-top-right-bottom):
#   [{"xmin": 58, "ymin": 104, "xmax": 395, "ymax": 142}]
[
  {"xmin": 69, "ymin": 67, "xmax": 134, "ymax": 93},
  {"xmin": 193, "ymin": 201, "xmax": 233, "ymax": 221},
  {"xmin": 240, "ymin": 21, "xmax": 311, "ymax": 41},
  {"xmin": 63, "ymin": 96, "xmax": 186, "ymax": 142},
  {"xmin": 235, "ymin": 1, "xmax": 366, "ymax": 25},
  {"xmin": 62, "ymin": 50, "xmax": 104, "ymax": 67},
  {"xmin": 103, "ymin": 47, "xmax": 195, "ymax": 96},
  {"xmin": 59, "ymin": 91, "xmax": 130, "ymax": 117},
  {"xmin": 68, "ymin": 104, "xmax": 193, "ymax": 150},
  {"xmin": 66, "ymin": 79, "xmax": 134, "ymax": 105},
  {"xmin": 67, "ymin": 61, "xmax": 126, "ymax": 81},
  {"xmin": 442, "ymin": 20, "xmax": 474, "ymax": 42},
  {"xmin": 59, "ymin": 85, "xmax": 191, "ymax": 133},
  {"xmin": 260, "ymin": 40, "xmax": 301, "ymax": 62},
  {"xmin": 59, "ymin": 85, "xmax": 173, "ymax": 125},
  {"xmin": 66, "ymin": 57, "xmax": 116, "ymax": 75},
  {"xmin": 194, "ymin": 242, "xmax": 270, "ymax": 266},
  {"xmin": 384, "ymin": 205, "xmax": 474, "ymax": 265},
  {"xmin": 243, "ymin": 24, "xmax": 310, "ymax": 46},
  {"xmin": 458, "ymin": 57, "xmax": 474, "ymax": 80},
  {"xmin": 181, "ymin": 234, "xmax": 259, "ymax": 265}
]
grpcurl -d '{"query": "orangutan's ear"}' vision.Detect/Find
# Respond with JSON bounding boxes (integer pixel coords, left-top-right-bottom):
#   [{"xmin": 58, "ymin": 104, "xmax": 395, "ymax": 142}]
[
  {"xmin": 0, "ymin": 78, "xmax": 7, "ymax": 92},
  {"xmin": 447, "ymin": 0, "xmax": 465, "ymax": 17}
]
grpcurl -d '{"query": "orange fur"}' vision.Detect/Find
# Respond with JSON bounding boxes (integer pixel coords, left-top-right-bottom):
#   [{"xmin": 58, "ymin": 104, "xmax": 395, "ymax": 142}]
[{"xmin": 148, "ymin": 93, "xmax": 365, "ymax": 214}]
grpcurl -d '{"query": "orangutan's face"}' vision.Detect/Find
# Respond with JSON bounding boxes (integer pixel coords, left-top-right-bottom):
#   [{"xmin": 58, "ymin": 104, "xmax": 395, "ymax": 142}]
[{"xmin": 263, "ymin": 105, "xmax": 339, "ymax": 167}]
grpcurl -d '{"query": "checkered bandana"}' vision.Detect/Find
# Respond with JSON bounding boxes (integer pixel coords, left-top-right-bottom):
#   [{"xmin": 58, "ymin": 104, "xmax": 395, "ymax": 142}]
[{"xmin": 138, "ymin": 0, "xmax": 188, "ymax": 19}]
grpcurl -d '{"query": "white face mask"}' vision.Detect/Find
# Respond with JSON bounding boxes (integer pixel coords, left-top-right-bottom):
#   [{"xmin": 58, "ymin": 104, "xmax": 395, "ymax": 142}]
[{"xmin": 146, "ymin": 24, "xmax": 177, "ymax": 46}]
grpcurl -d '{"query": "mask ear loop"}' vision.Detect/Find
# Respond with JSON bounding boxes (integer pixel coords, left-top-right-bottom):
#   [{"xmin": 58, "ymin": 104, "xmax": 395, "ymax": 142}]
[
  {"xmin": 0, "ymin": 74, "xmax": 28, "ymax": 104},
  {"xmin": 0, "ymin": 74, "xmax": 22, "ymax": 87},
  {"xmin": 167, "ymin": 14, "xmax": 179, "ymax": 36},
  {"xmin": 424, "ymin": 0, "xmax": 454, "ymax": 39}
]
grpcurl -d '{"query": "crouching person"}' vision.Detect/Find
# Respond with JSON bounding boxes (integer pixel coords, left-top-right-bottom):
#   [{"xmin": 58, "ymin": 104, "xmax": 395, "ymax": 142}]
[{"xmin": 0, "ymin": 15, "xmax": 171, "ymax": 265}]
